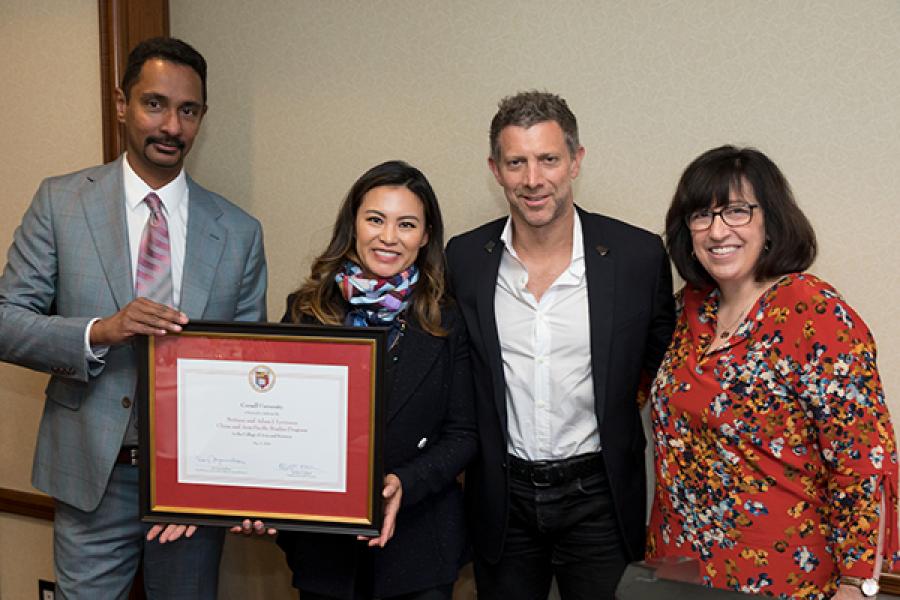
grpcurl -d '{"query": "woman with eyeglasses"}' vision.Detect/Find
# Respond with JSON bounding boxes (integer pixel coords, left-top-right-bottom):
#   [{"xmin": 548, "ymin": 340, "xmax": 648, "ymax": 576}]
[{"xmin": 646, "ymin": 145, "xmax": 897, "ymax": 599}]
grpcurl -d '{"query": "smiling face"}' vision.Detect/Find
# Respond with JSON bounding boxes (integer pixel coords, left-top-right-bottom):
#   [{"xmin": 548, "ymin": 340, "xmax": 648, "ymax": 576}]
[
  {"xmin": 690, "ymin": 178, "xmax": 767, "ymax": 290},
  {"xmin": 488, "ymin": 120, "xmax": 585, "ymax": 233},
  {"xmin": 354, "ymin": 185, "xmax": 429, "ymax": 279},
  {"xmin": 116, "ymin": 58, "xmax": 206, "ymax": 189}
]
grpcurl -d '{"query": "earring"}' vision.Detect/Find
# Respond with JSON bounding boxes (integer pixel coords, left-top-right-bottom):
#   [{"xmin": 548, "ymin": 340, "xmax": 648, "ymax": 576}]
[{"xmin": 764, "ymin": 238, "xmax": 771, "ymax": 252}]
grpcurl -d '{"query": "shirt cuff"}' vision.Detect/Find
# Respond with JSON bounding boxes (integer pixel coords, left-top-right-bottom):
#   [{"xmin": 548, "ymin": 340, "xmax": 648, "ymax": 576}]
[{"xmin": 85, "ymin": 318, "xmax": 109, "ymax": 362}]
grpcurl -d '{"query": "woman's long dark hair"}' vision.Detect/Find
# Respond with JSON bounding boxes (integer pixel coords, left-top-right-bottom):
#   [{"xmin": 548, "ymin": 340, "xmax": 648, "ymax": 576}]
[{"xmin": 289, "ymin": 160, "xmax": 447, "ymax": 336}]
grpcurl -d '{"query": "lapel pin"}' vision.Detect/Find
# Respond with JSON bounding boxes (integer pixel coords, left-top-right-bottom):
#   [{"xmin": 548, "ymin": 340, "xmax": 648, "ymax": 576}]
[
  {"xmin": 595, "ymin": 245, "xmax": 609, "ymax": 256},
  {"xmin": 484, "ymin": 240, "xmax": 497, "ymax": 253}
]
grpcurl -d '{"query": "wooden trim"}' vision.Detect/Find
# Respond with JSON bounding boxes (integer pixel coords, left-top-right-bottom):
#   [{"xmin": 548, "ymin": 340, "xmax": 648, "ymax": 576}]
[
  {"xmin": 96, "ymin": 5, "xmax": 168, "ymax": 598},
  {"xmin": 880, "ymin": 571, "xmax": 900, "ymax": 595},
  {"xmin": 98, "ymin": 0, "xmax": 170, "ymax": 163},
  {"xmin": 0, "ymin": 487, "xmax": 54, "ymax": 521},
  {"xmin": 99, "ymin": 0, "xmax": 124, "ymax": 164},
  {"xmin": 0, "ymin": 486, "xmax": 150, "ymax": 599}
]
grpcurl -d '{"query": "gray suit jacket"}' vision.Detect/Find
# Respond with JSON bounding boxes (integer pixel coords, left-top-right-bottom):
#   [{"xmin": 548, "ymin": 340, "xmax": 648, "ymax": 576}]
[{"xmin": 0, "ymin": 156, "xmax": 267, "ymax": 511}]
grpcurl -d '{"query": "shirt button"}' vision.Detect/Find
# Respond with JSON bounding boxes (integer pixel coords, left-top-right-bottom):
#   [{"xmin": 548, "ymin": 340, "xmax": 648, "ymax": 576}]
[
  {"xmin": 121, "ymin": 397, "xmax": 132, "ymax": 408},
  {"xmin": 417, "ymin": 437, "xmax": 428, "ymax": 449}
]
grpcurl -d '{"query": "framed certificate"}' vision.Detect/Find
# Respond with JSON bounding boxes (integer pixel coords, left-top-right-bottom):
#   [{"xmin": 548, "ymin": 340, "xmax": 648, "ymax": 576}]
[{"xmin": 137, "ymin": 321, "xmax": 386, "ymax": 535}]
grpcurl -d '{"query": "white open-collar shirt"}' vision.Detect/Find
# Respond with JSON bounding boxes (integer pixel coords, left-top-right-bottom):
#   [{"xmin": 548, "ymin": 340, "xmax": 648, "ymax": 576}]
[{"xmin": 495, "ymin": 211, "xmax": 600, "ymax": 461}]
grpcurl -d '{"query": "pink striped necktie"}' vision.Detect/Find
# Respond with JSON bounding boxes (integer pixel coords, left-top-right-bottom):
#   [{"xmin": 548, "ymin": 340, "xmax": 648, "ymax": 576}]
[{"xmin": 135, "ymin": 192, "xmax": 174, "ymax": 307}]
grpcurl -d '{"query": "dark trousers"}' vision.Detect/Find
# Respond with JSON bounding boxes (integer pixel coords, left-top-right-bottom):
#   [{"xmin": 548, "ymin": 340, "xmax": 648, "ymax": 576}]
[
  {"xmin": 298, "ymin": 584, "xmax": 453, "ymax": 600},
  {"xmin": 474, "ymin": 456, "xmax": 629, "ymax": 600}
]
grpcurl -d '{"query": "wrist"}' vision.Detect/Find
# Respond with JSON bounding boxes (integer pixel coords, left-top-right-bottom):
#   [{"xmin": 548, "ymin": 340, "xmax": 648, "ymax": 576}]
[{"xmin": 88, "ymin": 318, "xmax": 106, "ymax": 345}]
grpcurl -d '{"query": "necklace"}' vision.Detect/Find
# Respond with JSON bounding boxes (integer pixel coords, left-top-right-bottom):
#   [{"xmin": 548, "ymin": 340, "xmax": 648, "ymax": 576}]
[
  {"xmin": 716, "ymin": 298, "xmax": 757, "ymax": 340},
  {"xmin": 716, "ymin": 277, "xmax": 786, "ymax": 340}
]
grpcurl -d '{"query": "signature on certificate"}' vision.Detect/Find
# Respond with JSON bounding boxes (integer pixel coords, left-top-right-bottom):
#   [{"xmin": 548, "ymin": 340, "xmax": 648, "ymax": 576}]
[
  {"xmin": 193, "ymin": 454, "xmax": 249, "ymax": 474},
  {"xmin": 277, "ymin": 462, "xmax": 319, "ymax": 478}
]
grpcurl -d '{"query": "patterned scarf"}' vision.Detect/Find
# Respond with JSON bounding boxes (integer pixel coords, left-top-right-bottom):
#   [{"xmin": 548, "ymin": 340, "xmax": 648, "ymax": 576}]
[{"xmin": 335, "ymin": 262, "xmax": 418, "ymax": 335}]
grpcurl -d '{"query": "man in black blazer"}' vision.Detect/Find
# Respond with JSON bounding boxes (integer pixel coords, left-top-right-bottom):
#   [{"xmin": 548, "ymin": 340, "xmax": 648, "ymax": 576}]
[{"xmin": 446, "ymin": 91, "xmax": 675, "ymax": 600}]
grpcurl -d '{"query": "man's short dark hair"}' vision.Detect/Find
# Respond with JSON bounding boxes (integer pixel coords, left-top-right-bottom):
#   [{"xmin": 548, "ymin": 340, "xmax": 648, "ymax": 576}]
[
  {"xmin": 665, "ymin": 145, "xmax": 818, "ymax": 288},
  {"xmin": 120, "ymin": 37, "xmax": 207, "ymax": 104},
  {"xmin": 489, "ymin": 91, "xmax": 579, "ymax": 161}
]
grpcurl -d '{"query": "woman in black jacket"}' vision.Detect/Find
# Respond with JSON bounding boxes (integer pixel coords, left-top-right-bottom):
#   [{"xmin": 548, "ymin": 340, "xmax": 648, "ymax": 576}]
[{"xmin": 257, "ymin": 161, "xmax": 475, "ymax": 600}]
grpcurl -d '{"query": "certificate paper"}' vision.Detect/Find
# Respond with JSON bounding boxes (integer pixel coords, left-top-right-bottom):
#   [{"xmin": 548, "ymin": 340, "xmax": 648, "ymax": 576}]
[
  {"xmin": 139, "ymin": 321, "xmax": 385, "ymax": 534},
  {"xmin": 177, "ymin": 358, "xmax": 348, "ymax": 492}
]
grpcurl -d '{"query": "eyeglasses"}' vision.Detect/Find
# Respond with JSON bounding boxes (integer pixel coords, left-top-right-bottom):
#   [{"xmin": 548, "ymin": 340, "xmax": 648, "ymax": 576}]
[{"xmin": 686, "ymin": 203, "xmax": 759, "ymax": 231}]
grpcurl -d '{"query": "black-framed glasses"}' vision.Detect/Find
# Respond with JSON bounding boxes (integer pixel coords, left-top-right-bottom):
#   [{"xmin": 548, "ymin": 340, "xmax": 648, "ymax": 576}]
[{"xmin": 686, "ymin": 203, "xmax": 759, "ymax": 231}]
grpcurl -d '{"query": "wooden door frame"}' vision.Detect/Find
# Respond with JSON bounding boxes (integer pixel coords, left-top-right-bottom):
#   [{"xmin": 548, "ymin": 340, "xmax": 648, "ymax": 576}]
[{"xmin": 99, "ymin": 0, "xmax": 170, "ymax": 162}]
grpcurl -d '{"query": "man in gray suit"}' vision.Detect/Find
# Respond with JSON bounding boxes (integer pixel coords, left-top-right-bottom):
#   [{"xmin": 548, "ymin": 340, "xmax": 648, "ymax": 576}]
[{"xmin": 0, "ymin": 38, "xmax": 267, "ymax": 599}]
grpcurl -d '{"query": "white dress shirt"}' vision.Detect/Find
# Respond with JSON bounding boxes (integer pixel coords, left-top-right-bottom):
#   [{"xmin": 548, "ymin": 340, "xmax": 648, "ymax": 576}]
[
  {"xmin": 122, "ymin": 155, "xmax": 189, "ymax": 304},
  {"xmin": 495, "ymin": 212, "xmax": 600, "ymax": 461},
  {"xmin": 84, "ymin": 156, "xmax": 189, "ymax": 358}
]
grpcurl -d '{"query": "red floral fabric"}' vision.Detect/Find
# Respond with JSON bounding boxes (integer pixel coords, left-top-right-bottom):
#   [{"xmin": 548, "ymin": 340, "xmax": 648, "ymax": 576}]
[{"xmin": 647, "ymin": 273, "xmax": 898, "ymax": 598}]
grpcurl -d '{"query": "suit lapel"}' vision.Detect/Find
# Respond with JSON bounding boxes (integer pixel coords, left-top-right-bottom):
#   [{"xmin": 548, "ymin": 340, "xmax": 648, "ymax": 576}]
[
  {"xmin": 580, "ymin": 208, "xmax": 615, "ymax": 428},
  {"xmin": 82, "ymin": 157, "xmax": 133, "ymax": 311},
  {"xmin": 476, "ymin": 236, "xmax": 508, "ymax": 432},
  {"xmin": 386, "ymin": 324, "xmax": 443, "ymax": 423},
  {"xmin": 180, "ymin": 178, "xmax": 225, "ymax": 318}
]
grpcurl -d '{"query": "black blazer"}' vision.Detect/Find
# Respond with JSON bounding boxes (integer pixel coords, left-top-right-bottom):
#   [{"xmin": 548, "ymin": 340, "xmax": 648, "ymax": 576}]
[
  {"xmin": 445, "ymin": 206, "xmax": 675, "ymax": 564},
  {"xmin": 277, "ymin": 296, "xmax": 477, "ymax": 599}
]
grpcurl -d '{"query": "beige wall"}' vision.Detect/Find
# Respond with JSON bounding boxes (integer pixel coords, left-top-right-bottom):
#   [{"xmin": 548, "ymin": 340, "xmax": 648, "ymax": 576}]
[
  {"xmin": 0, "ymin": 0, "xmax": 102, "ymax": 596},
  {"xmin": 0, "ymin": 0, "xmax": 103, "ymax": 489},
  {"xmin": 170, "ymin": 0, "xmax": 900, "ymax": 406}
]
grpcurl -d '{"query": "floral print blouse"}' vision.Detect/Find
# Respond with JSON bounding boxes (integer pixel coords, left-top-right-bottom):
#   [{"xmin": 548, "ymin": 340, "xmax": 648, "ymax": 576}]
[{"xmin": 647, "ymin": 273, "xmax": 898, "ymax": 599}]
